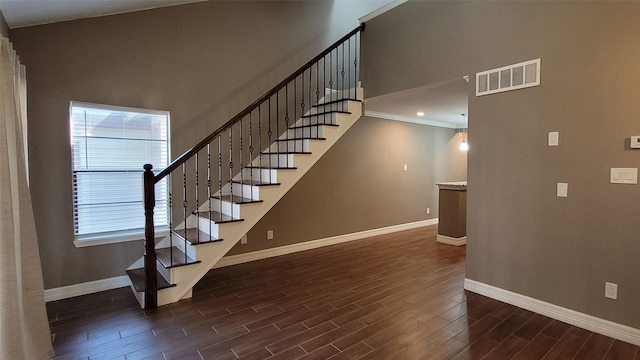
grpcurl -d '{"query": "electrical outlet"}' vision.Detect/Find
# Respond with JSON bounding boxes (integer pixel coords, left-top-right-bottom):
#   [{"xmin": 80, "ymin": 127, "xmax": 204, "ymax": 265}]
[
  {"xmin": 240, "ymin": 234, "xmax": 247, "ymax": 244},
  {"xmin": 267, "ymin": 230, "xmax": 274, "ymax": 240},
  {"xmin": 427, "ymin": 207, "xmax": 430, "ymax": 215},
  {"xmin": 403, "ymin": 164, "xmax": 408, "ymax": 171},
  {"xmin": 605, "ymin": 282, "xmax": 618, "ymax": 300}
]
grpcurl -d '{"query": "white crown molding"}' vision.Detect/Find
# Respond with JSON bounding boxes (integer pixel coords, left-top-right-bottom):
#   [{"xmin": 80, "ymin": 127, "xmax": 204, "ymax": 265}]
[
  {"xmin": 464, "ymin": 278, "xmax": 640, "ymax": 346},
  {"xmin": 45, "ymin": 219, "xmax": 438, "ymax": 302},
  {"xmin": 359, "ymin": 0, "xmax": 409, "ymax": 23},
  {"xmin": 365, "ymin": 110, "xmax": 461, "ymax": 129}
]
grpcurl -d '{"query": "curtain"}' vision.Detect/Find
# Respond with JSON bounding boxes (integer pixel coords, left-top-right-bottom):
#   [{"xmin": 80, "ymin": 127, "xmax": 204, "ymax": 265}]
[{"xmin": 0, "ymin": 37, "xmax": 54, "ymax": 359}]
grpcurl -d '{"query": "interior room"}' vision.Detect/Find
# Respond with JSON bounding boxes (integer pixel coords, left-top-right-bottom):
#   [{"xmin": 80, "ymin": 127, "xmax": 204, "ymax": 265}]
[{"xmin": 1, "ymin": 1, "xmax": 639, "ymax": 359}]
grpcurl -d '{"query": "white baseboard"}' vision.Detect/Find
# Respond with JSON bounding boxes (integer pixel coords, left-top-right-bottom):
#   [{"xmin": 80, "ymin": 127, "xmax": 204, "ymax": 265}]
[
  {"xmin": 214, "ymin": 219, "xmax": 438, "ymax": 268},
  {"xmin": 464, "ymin": 278, "xmax": 640, "ymax": 346},
  {"xmin": 44, "ymin": 275, "xmax": 130, "ymax": 302},
  {"xmin": 45, "ymin": 219, "xmax": 438, "ymax": 302},
  {"xmin": 436, "ymin": 234, "xmax": 466, "ymax": 246}
]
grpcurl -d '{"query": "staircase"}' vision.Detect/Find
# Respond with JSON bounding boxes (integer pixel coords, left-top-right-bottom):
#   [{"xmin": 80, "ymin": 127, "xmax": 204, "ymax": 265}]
[{"xmin": 126, "ymin": 25, "xmax": 365, "ymax": 308}]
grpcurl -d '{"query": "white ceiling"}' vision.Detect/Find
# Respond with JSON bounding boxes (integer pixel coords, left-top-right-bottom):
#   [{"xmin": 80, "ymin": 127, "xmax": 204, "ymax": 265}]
[
  {"xmin": 0, "ymin": 0, "xmax": 206, "ymax": 28},
  {"xmin": 365, "ymin": 78, "xmax": 470, "ymax": 129}
]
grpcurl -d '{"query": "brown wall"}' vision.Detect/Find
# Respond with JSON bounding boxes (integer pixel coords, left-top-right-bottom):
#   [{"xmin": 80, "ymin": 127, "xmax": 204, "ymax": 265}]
[
  {"xmin": 10, "ymin": 1, "xmax": 466, "ymax": 290},
  {"xmin": 364, "ymin": 1, "xmax": 640, "ymax": 328}
]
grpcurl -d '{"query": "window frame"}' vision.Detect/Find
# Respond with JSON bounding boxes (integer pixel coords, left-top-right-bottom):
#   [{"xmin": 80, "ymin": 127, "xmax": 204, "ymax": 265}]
[{"xmin": 69, "ymin": 101, "xmax": 171, "ymax": 247}]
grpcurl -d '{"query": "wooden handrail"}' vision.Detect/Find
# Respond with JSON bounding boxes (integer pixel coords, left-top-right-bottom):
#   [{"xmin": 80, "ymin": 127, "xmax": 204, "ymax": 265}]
[{"xmin": 154, "ymin": 23, "xmax": 365, "ymax": 183}]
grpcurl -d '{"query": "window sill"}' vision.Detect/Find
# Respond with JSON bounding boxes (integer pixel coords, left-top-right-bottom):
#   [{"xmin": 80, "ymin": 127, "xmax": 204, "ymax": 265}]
[{"xmin": 73, "ymin": 229, "xmax": 169, "ymax": 248}]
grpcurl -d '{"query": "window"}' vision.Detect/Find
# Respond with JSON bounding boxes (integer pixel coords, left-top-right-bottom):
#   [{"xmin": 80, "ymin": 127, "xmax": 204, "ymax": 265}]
[{"xmin": 70, "ymin": 102, "xmax": 170, "ymax": 246}]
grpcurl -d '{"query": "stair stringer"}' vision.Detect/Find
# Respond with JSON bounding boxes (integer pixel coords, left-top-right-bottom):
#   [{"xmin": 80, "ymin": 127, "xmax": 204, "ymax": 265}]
[{"xmin": 154, "ymin": 96, "xmax": 363, "ymax": 306}]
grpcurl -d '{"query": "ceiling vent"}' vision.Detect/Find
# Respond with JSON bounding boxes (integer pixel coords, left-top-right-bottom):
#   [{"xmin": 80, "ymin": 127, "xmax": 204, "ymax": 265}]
[{"xmin": 476, "ymin": 58, "xmax": 540, "ymax": 96}]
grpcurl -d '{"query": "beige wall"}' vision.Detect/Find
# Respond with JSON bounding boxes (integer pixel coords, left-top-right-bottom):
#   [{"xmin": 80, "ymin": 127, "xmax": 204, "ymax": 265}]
[
  {"xmin": 9, "ymin": 1, "xmax": 466, "ymax": 290},
  {"xmin": 364, "ymin": 1, "xmax": 640, "ymax": 328}
]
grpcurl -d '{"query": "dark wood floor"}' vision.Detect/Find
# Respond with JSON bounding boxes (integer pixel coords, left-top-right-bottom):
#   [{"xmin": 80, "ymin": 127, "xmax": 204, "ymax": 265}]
[{"xmin": 47, "ymin": 226, "xmax": 640, "ymax": 360}]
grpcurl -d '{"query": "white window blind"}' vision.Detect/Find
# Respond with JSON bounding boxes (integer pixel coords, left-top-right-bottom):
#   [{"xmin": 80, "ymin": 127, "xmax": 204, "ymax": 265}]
[{"xmin": 70, "ymin": 102, "xmax": 170, "ymax": 240}]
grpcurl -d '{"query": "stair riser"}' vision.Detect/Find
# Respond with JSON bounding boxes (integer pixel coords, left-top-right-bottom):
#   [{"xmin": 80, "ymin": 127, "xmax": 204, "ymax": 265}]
[
  {"xmin": 157, "ymin": 262, "xmax": 171, "ymax": 283},
  {"xmin": 270, "ymin": 139, "xmax": 309, "ymax": 153},
  {"xmin": 171, "ymin": 236, "xmax": 197, "ymax": 259},
  {"xmin": 231, "ymin": 182, "xmax": 260, "ymax": 199},
  {"xmin": 197, "ymin": 217, "xmax": 223, "ymax": 237},
  {"xmin": 210, "ymin": 198, "xmax": 241, "ymax": 217},
  {"xmin": 294, "ymin": 113, "xmax": 337, "ymax": 127},
  {"xmin": 288, "ymin": 126, "xmax": 324, "ymax": 138},
  {"xmin": 258, "ymin": 153, "xmax": 294, "ymax": 167},
  {"xmin": 187, "ymin": 214, "xmax": 220, "ymax": 238},
  {"xmin": 308, "ymin": 102, "xmax": 351, "ymax": 115},
  {"xmin": 240, "ymin": 168, "xmax": 278, "ymax": 182}
]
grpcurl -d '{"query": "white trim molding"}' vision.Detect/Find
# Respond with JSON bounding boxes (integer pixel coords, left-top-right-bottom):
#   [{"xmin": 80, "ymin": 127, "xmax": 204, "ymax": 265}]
[
  {"xmin": 215, "ymin": 219, "xmax": 438, "ymax": 268},
  {"xmin": 464, "ymin": 278, "xmax": 640, "ymax": 346},
  {"xmin": 45, "ymin": 219, "xmax": 438, "ymax": 301},
  {"xmin": 436, "ymin": 234, "xmax": 466, "ymax": 246},
  {"xmin": 45, "ymin": 275, "xmax": 131, "ymax": 302},
  {"xmin": 365, "ymin": 110, "xmax": 461, "ymax": 129},
  {"xmin": 359, "ymin": 0, "xmax": 408, "ymax": 23}
]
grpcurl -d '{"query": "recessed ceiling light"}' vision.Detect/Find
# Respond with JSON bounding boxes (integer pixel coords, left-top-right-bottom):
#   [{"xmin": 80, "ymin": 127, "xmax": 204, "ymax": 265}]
[{"xmin": 417, "ymin": 112, "xmax": 424, "ymax": 116}]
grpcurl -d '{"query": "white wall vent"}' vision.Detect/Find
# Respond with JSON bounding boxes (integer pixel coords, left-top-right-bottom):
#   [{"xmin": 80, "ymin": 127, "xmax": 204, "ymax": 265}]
[{"xmin": 476, "ymin": 58, "xmax": 540, "ymax": 96}]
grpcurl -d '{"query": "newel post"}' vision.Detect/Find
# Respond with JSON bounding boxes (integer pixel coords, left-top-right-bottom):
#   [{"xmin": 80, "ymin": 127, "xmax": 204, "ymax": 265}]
[{"xmin": 143, "ymin": 164, "xmax": 158, "ymax": 309}]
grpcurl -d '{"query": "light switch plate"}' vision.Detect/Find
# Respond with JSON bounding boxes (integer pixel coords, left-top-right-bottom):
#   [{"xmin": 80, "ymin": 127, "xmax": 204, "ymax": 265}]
[
  {"xmin": 610, "ymin": 168, "xmax": 638, "ymax": 184},
  {"xmin": 548, "ymin": 132, "xmax": 559, "ymax": 146},
  {"xmin": 631, "ymin": 136, "xmax": 640, "ymax": 149},
  {"xmin": 557, "ymin": 183, "xmax": 568, "ymax": 197}
]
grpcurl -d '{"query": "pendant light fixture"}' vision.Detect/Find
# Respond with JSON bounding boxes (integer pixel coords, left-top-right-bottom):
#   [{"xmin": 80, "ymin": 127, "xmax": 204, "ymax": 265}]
[{"xmin": 459, "ymin": 113, "xmax": 469, "ymax": 151}]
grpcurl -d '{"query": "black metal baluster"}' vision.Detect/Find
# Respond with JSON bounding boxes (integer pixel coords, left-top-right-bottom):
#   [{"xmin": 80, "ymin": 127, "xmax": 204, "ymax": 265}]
[
  {"xmin": 268, "ymin": 97, "xmax": 273, "ymax": 180},
  {"xmin": 276, "ymin": 91, "xmax": 280, "ymax": 168},
  {"xmin": 239, "ymin": 118, "xmax": 244, "ymax": 202},
  {"xmin": 355, "ymin": 32, "xmax": 359, "ymax": 100},
  {"xmin": 249, "ymin": 112, "xmax": 254, "ymax": 200},
  {"xmin": 308, "ymin": 65, "xmax": 312, "ymax": 119},
  {"xmin": 341, "ymin": 42, "xmax": 345, "ymax": 109},
  {"xmin": 181, "ymin": 163, "xmax": 187, "ymax": 267},
  {"xmin": 229, "ymin": 127, "xmax": 234, "ymax": 219},
  {"xmin": 318, "ymin": 60, "xmax": 324, "ymax": 124},
  {"xmin": 301, "ymin": 72, "xmax": 305, "ymax": 138},
  {"xmin": 285, "ymin": 84, "xmax": 290, "ymax": 159},
  {"xmin": 294, "ymin": 75, "xmax": 297, "ymax": 133},
  {"xmin": 348, "ymin": 36, "xmax": 351, "ymax": 104},
  {"xmin": 329, "ymin": 49, "xmax": 333, "ymax": 105},
  {"xmin": 207, "ymin": 144, "xmax": 211, "ymax": 241},
  {"xmin": 194, "ymin": 153, "xmax": 199, "ymax": 252},
  {"xmin": 168, "ymin": 189, "xmax": 173, "ymax": 261},
  {"xmin": 258, "ymin": 105, "xmax": 262, "ymax": 183},
  {"xmin": 218, "ymin": 135, "xmax": 222, "ymax": 219}
]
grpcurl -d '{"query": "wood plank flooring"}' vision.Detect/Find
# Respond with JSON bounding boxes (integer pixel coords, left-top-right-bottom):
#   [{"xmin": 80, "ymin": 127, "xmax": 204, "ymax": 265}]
[{"xmin": 47, "ymin": 226, "xmax": 640, "ymax": 359}]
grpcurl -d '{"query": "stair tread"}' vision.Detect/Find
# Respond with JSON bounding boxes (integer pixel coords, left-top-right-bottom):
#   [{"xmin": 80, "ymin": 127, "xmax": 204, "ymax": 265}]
[
  {"xmin": 288, "ymin": 123, "xmax": 339, "ymax": 130},
  {"xmin": 126, "ymin": 268, "xmax": 174, "ymax": 293},
  {"xmin": 232, "ymin": 179, "xmax": 280, "ymax": 186},
  {"xmin": 301, "ymin": 110, "xmax": 350, "ymax": 118},
  {"xmin": 244, "ymin": 165, "xmax": 297, "ymax": 170},
  {"xmin": 193, "ymin": 210, "xmax": 243, "ymax": 223},
  {"xmin": 275, "ymin": 137, "xmax": 326, "ymax": 142},
  {"xmin": 173, "ymin": 228, "xmax": 223, "ymax": 245},
  {"xmin": 212, "ymin": 194, "xmax": 263, "ymax": 204},
  {"xmin": 261, "ymin": 151, "xmax": 311, "ymax": 155},
  {"xmin": 156, "ymin": 247, "xmax": 200, "ymax": 268},
  {"xmin": 313, "ymin": 98, "xmax": 362, "ymax": 107}
]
